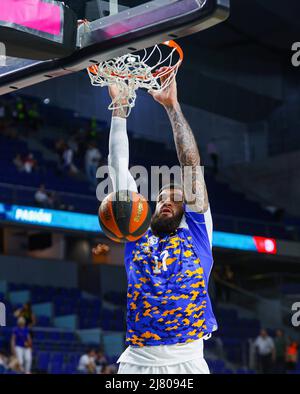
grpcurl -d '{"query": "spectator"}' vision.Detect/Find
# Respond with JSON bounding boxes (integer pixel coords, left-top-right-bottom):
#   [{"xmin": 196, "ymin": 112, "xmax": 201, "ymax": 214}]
[
  {"xmin": 14, "ymin": 302, "xmax": 36, "ymax": 329},
  {"xmin": 68, "ymin": 134, "xmax": 79, "ymax": 155},
  {"xmin": 48, "ymin": 191, "xmax": 73, "ymax": 211},
  {"xmin": 7, "ymin": 353, "xmax": 23, "ymax": 373},
  {"xmin": 23, "ymin": 153, "xmax": 37, "ymax": 173},
  {"xmin": 13, "ymin": 154, "xmax": 24, "ymax": 172},
  {"xmin": 254, "ymin": 329, "xmax": 275, "ymax": 374},
  {"xmin": 48, "ymin": 191, "xmax": 61, "ymax": 209},
  {"xmin": 285, "ymin": 338, "xmax": 298, "ymax": 372},
  {"xmin": 85, "ymin": 143, "xmax": 102, "ymax": 186},
  {"xmin": 95, "ymin": 348, "xmax": 108, "ymax": 373},
  {"xmin": 73, "ymin": 128, "xmax": 87, "ymax": 158},
  {"xmin": 62, "ymin": 144, "xmax": 78, "ymax": 175},
  {"xmin": 78, "ymin": 349, "xmax": 97, "ymax": 374},
  {"xmin": 101, "ymin": 364, "xmax": 115, "ymax": 374},
  {"xmin": 207, "ymin": 138, "xmax": 219, "ymax": 175},
  {"xmin": 0, "ymin": 351, "xmax": 8, "ymax": 373},
  {"xmin": 34, "ymin": 184, "xmax": 51, "ymax": 208},
  {"xmin": 0, "ymin": 350, "xmax": 23, "ymax": 374},
  {"xmin": 274, "ymin": 329, "xmax": 287, "ymax": 374},
  {"xmin": 55, "ymin": 138, "xmax": 66, "ymax": 156},
  {"xmin": 11, "ymin": 317, "xmax": 32, "ymax": 374}
]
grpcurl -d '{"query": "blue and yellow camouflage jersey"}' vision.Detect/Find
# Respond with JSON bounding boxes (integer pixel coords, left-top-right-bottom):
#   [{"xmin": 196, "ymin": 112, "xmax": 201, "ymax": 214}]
[{"xmin": 124, "ymin": 204, "xmax": 218, "ymax": 347}]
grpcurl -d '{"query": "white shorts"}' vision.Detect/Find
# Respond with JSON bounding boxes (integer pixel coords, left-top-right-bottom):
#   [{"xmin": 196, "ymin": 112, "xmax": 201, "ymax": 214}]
[
  {"xmin": 15, "ymin": 346, "xmax": 32, "ymax": 373},
  {"xmin": 118, "ymin": 358, "xmax": 210, "ymax": 375}
]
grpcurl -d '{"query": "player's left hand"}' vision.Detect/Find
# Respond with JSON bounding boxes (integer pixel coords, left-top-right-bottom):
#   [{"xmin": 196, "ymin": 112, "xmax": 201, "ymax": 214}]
[
  {"xmin": 92, "ymin": 243, "xmax": 110, "ymax": 255},
  {"xmin": 108, "ymin": 84, "xmax": 129, "ymax": 105},
  {"xmin": 108, "ymin": 84, "xmax": 121, "ymax": 102},
  {"xmin": 149, "ymin": 67, "xmax": 179, "ymax": 108}
]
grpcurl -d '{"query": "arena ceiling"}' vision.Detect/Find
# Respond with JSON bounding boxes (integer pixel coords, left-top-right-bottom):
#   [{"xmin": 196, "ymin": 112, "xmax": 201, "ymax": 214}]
[{"xmin": 176, "ymin": 0, "xmax": 300, "ymax": 122}]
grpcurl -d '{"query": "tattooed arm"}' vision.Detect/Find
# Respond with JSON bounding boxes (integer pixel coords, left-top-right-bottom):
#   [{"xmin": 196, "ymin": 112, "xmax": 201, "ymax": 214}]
[
  {"xmin": 149, "ymin": 68, "xmax": 208, "ymax": 212},
  {"xmin": 166, "ymin": 103, "xmax": 208, "ymax": 212},
  {"xmin": 109, "ymin": 85, "xmax": 128, "ymax": 118}
]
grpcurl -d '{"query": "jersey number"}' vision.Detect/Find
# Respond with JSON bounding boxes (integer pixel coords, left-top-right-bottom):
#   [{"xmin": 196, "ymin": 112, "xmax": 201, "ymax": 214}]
[{"xmin": 153, "ymin": 251, "xmax": 169, "ymax": 274}]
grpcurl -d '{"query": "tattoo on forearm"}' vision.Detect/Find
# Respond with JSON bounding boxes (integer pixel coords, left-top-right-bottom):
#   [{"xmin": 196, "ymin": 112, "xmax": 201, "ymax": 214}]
[
  {"xmin": 166, "ymin": 105, "xmax": 199, "ymax": 166},
  {"xmin": 166, "ymin": 104, "xmax": 208, "ymax": 212}
]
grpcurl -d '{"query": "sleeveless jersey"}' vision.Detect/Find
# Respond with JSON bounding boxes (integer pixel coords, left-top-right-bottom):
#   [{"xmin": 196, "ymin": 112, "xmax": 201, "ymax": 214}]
[{"xmin": 124, "ymin": 204, "xmax": 217, "ymax": 347}]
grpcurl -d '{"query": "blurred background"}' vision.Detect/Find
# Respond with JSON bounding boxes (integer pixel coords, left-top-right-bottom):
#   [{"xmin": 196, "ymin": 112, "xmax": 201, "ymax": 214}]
[{"xmin": 0, "ymin": 0, "xmax": 300, "ymax": 375}]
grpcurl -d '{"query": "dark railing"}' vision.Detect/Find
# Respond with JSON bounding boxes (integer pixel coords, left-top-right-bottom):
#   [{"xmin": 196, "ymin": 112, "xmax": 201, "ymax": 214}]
[
  {"xmin": 240, "ymin": 273, "xmax": 300, "ymax": 303},
  {"xmin": 213, "ymin": 213, "xmax": 300, "ymax": 241},
  {"xmin": 0, "ymin": 181, "xmax": 95, "ymax": 208}
]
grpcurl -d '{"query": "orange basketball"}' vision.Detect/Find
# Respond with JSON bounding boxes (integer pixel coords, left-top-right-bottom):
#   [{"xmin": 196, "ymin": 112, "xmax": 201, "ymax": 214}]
[{"xmin": 98, "ymin": 190, "xmax": 152, "ymax": 243}]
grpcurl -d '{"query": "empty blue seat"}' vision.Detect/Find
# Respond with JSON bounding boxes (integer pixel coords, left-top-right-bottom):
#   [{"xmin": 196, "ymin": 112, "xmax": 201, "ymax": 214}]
[
  {"xmin": 37, "ymin": 352, "xmax": 50, "ymax": 371},
  {"xmin": 61, "ymin": 332, "xmax": 76, "ymax": 341},
  {"xmin": 51, "ymin": 353, "xmax": 64, "ymax": 364},
  {"xmin": 36, "ymin": 316, "xmax": 51, "ymax": 327},
  {"xmin": 34, "ymin": 331, "xmax": 46, "ymax": 341},
  {"xmin": 49, "ymin": 361, "xmax": 64, "ymax": 374},
  {"xmin": 62, "ymin": 364, "xmax": 76, "ymax": 374},
  {"xmin": 48, "ymin": 332, "xmax": 61, "ymax": 341}
]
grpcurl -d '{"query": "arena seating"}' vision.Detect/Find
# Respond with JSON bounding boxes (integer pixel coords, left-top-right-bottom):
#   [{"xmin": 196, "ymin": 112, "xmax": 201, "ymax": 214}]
[
  {"xmin": 0, "ymin": 282, "xmax": 124, "ymax": 374},
  {"xmin": 2, "ymin": 281, "xmax": 300, "ymax": 374},
  {"xmin": 0, "ymin": 96, "xmax": 296, "ymax": 240},
  {"xmin": 0, "ymin": 281, "xmax": 263, "ymax": 374},
  {"xmin": 6, "ymin": 283, "xmax": 125, "ymax": 331}
]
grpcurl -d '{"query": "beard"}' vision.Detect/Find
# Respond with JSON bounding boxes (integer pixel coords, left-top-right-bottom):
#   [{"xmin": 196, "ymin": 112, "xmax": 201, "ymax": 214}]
[{"xmin": 150, "ymin": 211, "xmax": 183, "ymax": 238}]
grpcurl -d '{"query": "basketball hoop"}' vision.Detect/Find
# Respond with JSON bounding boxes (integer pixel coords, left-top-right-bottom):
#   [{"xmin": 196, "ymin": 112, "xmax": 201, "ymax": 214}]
[{"xmin": 87, "ymin": 40, "xmax": 184, "ymax": 116}]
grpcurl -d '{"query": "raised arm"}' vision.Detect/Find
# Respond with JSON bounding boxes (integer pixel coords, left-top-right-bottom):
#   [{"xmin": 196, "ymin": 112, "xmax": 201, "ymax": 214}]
[
  {"xmin": 109, "ymin": 85, "xmax": 128, "ymax": 119},
  {"xmin": 150, "ymin": 68, "xmax": 208, "ymax": 213},
  {"xmin": 93, "ymin": 85, "xmax": 136, "ymax": 255}
]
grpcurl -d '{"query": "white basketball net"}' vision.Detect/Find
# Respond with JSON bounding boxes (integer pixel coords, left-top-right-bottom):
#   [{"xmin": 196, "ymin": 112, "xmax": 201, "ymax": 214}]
[{"xmin": 87, "ymin": 41, "xmax": 182, "ymax": 117}]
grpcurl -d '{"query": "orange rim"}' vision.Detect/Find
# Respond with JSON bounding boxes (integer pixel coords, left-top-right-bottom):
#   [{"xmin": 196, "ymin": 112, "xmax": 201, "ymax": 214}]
[
  {"xmin": 87, "ymin": 40, "xmax": 183, "ymax": 79},
  {"xmin": 163, "ymin": 40, "xmax": 184, "ymax": 62}
]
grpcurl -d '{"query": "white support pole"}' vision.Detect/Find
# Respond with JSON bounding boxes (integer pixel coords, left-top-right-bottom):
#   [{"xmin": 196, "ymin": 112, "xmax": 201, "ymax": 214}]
[{"xmin": 109, "ymin": 0, "xmax": 119, "ymax": 15}]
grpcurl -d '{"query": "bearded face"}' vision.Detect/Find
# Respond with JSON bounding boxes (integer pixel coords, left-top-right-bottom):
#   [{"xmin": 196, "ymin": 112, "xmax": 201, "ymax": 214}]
[{"xmin": 150, "ymin": 188, "xmax": 184, "ymax": 237}]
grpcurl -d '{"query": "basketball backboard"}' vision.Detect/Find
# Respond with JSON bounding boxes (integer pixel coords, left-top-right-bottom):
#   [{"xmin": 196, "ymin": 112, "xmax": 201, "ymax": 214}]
[{"xmin": 0, "ymin": 0, "xmax": 230, "ymax": 96}]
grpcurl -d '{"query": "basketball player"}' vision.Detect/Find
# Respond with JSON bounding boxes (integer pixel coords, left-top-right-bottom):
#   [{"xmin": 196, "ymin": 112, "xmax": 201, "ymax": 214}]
[{"xmin": 94, "ymin": 69, "xmax": 217, "ymax": 374}]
